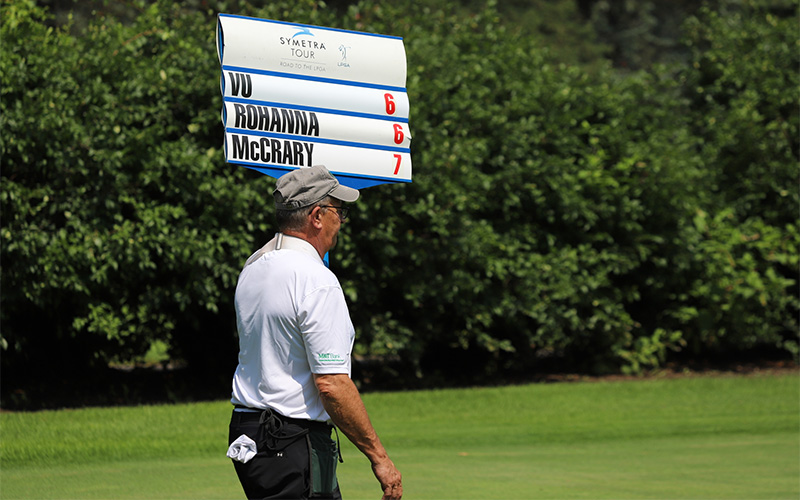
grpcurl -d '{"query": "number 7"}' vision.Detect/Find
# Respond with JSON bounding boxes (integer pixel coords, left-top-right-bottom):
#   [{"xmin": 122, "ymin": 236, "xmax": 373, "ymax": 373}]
[{"xmin": 393, "ymin": 154, "xmax": 402, "ymax": 175}]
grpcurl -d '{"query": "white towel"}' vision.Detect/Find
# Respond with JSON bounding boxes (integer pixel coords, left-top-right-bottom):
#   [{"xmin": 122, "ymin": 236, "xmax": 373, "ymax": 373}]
[{"xmin": 227, "ymin": 434, "xmax": 257, "ymax": 463}]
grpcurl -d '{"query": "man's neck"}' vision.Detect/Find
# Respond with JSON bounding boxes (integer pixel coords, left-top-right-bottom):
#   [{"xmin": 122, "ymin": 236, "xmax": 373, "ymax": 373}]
[{"xmin": 282, "ymin": 230, "xmax": 327, "ymax": 260}]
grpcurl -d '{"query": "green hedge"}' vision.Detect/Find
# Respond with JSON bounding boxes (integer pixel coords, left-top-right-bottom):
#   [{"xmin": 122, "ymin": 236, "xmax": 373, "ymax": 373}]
[{"xmin": 1, "ymin": 0, "xmax": 797, "ymax": 401}]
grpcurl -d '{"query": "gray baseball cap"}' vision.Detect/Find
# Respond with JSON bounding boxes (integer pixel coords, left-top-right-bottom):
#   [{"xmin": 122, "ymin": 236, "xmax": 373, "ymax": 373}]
[{"xmin": 273, "ymin": 165, "xmax": 360, "ymax": 210}]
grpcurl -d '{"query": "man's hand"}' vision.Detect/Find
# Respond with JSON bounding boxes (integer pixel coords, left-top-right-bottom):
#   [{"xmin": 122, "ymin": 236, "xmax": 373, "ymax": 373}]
[{"xmin": 373, "ymin": 457, "xmax": 402, "ymax": 500}]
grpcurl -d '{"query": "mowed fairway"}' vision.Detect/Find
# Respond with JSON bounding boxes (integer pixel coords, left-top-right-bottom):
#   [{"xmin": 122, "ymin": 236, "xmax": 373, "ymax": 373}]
[{"xmin": 1, "ymin": 372, "xmax": 797, "ymax": 499}]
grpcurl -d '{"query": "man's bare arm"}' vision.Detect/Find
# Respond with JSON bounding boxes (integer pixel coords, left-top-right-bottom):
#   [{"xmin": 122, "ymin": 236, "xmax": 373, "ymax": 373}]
[{"xmin": 314, "ymin": 373, "xmax": 402, "ymax": 500}]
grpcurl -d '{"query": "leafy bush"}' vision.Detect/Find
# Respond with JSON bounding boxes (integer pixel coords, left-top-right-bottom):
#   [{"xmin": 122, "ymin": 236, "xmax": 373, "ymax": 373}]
[
  {"xmin": 331, "ymin": 1, "xmax": 708, "ymax": 379},
  {"xmin": 1, "ymin": 0, "xmax": 271, "ymax": 387},
  {"xmin": 1, "ymin": 0, "xmax": 797, "ymax": 405},
  {"xmin": 670, "ymin": 0, "xmax": 800, "ymax": 360},
  {"xmin": 675, "ymin": 211, "xmax": 799, "ymax": 356}
]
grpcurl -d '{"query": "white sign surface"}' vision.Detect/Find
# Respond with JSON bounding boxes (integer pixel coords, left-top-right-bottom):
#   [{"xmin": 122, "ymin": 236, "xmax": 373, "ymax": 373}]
[{"xmin": 217, "ymin": 14, "xmax": 412, "ymax": 188}]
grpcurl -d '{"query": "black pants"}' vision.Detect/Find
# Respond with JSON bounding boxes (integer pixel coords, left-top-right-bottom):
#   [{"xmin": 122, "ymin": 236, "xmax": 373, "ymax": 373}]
[{"xmin": 229, "ymin": 408, "xmax": 342, "ymax": 500}]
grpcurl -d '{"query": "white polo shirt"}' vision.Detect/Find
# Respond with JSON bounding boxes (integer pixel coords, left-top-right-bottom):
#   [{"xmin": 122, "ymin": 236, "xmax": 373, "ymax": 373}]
[{"xmin": 231, "ymin": 234, "xmax": 355, "ymax": 422}]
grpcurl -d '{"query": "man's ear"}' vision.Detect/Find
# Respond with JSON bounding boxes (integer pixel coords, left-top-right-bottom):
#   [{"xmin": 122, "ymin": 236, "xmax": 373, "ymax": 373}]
[{"xmin": 309, "ymin": 206, "xmax": 324, "ymax": 229}]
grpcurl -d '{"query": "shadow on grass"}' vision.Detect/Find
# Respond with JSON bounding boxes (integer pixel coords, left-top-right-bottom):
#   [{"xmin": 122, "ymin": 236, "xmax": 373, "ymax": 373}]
[
  {"xmin": 1, "ymin": 364, "xmax": 232, "ymax": 411},
  {"xmin": 2, "ymin": 347, "xmax": 795, "ymax": 412}
]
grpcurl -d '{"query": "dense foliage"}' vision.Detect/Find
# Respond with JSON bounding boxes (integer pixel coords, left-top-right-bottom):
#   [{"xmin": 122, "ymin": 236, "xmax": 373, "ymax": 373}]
[
  {"xmin": 1, "ymin": 0, "xmax": 267, "ymax": 391},
  {"xmin": 1, "ymin": 0, "xmax": 797, "ymax": 405}
]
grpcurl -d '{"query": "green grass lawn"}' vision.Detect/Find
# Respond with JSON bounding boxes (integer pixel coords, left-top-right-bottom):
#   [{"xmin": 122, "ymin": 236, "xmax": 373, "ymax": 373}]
[{"xmin": 2, "ymin": 372, "xmax": 798, "ymax": 499}]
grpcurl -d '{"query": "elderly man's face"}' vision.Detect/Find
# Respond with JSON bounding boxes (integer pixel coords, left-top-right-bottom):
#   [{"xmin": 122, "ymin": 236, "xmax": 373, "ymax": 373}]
[{"xmin": 320, "ymin": 201, "xmax": 345, "ymax": 251}]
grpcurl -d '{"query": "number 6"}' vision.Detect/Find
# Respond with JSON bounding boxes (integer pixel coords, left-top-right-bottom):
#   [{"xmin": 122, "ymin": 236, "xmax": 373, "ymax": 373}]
[
  {"xmin": 393, "ymin": 124, "xmax": 404, "ymax": 144},
  {"xmin": 384, "ymin": 93, "xmax": 396, "ymax": 115}
]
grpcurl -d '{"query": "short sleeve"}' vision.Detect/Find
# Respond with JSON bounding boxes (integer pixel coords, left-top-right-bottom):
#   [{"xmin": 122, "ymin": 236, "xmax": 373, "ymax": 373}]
[{"xmin": 299, "ymin": 284, "xmax": 355, "ymax": 375}]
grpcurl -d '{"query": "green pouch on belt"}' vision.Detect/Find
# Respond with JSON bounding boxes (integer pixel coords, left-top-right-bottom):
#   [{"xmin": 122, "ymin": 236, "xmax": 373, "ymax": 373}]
[{"xmin": 308, "ymin": 427, "xmax": 339, "ymax": 497}]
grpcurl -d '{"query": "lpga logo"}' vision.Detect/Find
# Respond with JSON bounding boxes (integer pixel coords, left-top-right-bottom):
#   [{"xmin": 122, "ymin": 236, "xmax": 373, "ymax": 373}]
[{"xmin": 338, "ymin": 45, "xmax": 351, "ymax": 67}]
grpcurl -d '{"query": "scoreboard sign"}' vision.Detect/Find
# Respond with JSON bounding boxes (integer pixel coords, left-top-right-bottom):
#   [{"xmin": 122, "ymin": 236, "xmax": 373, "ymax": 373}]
[{"xmin": 217, "ymin": 14, "xmax": 412, "ymax": 188}]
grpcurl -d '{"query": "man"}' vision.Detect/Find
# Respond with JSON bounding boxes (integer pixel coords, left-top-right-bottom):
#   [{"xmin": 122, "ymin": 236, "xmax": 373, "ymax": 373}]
[{"xmin": 228, "ymin": 165, "xmax": 402, "ymax": 500}]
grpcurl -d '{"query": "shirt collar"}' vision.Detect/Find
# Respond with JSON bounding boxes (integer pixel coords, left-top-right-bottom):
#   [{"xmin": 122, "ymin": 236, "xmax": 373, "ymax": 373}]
[{"xmin": 275, "ymin": 233, "xmax": 324, "ymax": 264}]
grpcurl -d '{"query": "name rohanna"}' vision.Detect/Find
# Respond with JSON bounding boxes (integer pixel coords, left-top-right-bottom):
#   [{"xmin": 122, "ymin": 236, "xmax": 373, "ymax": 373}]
[{"xmin": 232, "ymin": 103, "xmax": 320, "ymax": 137}]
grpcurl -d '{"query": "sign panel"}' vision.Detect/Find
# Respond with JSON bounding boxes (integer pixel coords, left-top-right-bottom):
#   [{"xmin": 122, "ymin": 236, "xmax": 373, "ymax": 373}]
[{"xmin": 217, "ymin": 14, "xmax": 412, "ymax": 188}]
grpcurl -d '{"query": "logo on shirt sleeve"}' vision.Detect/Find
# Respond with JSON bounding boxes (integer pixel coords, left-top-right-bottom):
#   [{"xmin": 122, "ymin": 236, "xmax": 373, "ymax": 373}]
[{"xmin": 317, "ymin": 353, "xmax": 346, "ymax": 365}]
